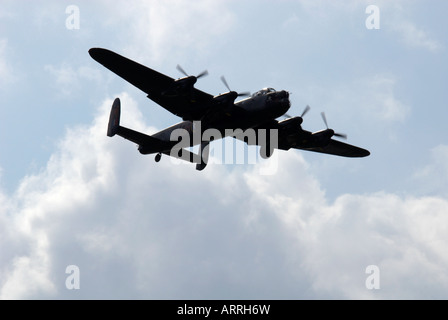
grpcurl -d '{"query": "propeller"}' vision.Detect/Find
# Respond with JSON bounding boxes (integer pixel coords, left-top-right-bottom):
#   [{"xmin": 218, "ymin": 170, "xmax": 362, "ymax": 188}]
[
  {"xmin": 176, "ymin": 64, "xmax": 208, "ymax": 79},
  {"xmin": 301, "ymin": 105, "xmax": 311, "ymax": 118},
  {"xmin": 283, "ymin": 105, "xmax": 310, "ymax": 119},
  {"xmin": 220, "ymin": 76, "xmax": 250, "ymax": 97},
  {"xmin": 320, "ymin": 112, "xmax": 347, "ymax": 139}
]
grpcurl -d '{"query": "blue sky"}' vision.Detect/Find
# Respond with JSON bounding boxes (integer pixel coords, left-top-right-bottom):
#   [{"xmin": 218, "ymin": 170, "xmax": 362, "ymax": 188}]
[{"xmin": 1, "ymin": 0, "xmax": 448, "ymax": 299}]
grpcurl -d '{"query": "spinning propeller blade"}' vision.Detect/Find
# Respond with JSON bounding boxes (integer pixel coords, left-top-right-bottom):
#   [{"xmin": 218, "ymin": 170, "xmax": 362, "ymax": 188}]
[
  {"xmin": 220, "ymin": 76, "xmax": 250, "ymax": 97},
  {"xmin": 321, "ymin": 112, "xmax": 329, "ymax": 129},
  {"xmin": 301, "ymin": 105, "xmax": 311, "ymax": 118},
  {"xmin": 176, "ymin": 64, "xmax": 188, "ymax": 77},
  {"xmin": 220, "ymin": 76, "xmax": 231, "ymax": 92},
  {"xmin": 196, "ymin": 70, "xmax": 209, "ymax": 79},
  {"xmin": 177, "ymin": 64, "xmax": 208, "ymax": 79},
  {"xmin": 283, "ymin": 105, "xmax": 310, "ymax": 120},
  {"xmin": 320, "ymin": 112, "xmax": 347, "ymax": 140}
]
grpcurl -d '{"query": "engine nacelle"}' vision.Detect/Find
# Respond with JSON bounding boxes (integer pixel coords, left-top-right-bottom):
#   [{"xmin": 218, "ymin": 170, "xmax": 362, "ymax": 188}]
[
  {"xmin": 213, "ymin": 91, "xmax": 238, "ymax": 105},
  {"xmin": 311, "ymin": 129, "xmax": 334, "ymax": 147},
  {"xmin": 278, "ymin": 116, "xmax": 303, "ymax": 134},
  {"xmin": 162, "ymin": 76, "xmax": 197, "ymax": 96},
  {"xmin": 138, "ymin": 145, "xmax": 151, "ymax": 154}
]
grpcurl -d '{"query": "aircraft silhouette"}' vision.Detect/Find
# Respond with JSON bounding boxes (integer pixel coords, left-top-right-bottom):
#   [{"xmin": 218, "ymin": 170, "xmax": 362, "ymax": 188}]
[{"xmin": 89, "ymin": 48, "xmax": 369, "ymax": 170}]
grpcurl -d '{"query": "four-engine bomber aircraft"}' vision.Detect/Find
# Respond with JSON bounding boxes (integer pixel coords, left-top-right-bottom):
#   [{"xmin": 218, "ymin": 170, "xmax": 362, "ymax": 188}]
[{"xmin": 89, "ymin": 48, "xmax": 370, "ymax": 170}]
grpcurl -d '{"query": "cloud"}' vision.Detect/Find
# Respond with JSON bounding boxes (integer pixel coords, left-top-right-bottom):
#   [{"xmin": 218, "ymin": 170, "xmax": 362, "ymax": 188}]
[
  {"xmin": 412, "ymin": 145, "xmax": 448, "ymax": 197},
  {"xmin": 99, "ymin": 0, "xmax": 236, "ymax": 63},
  {"xmin": 44, "ymin": 63, "xmax": 103, "ymax": 98},
  {"xmin": 347, "ymin": 74, "xmax": 410, "ymax": 125},
  {"xmin": 370, "ymin": 0, "xmax": 443, "ymax": 52},
  {"xmin": 299, "ymin": 0, "xmax": 442, "ymax": 52},
  {"xmin": 1, "ymin": 94, "xmax": 448, "ymax": 299},
  {"xmin": 302, "ymin": 193, "xmax": 448, "ymax": 299},
  {"xmin": 365, "ymin": 74, "xmax": 411, "ymax": 122},
  {"xmin": 393, "ymin": 20, "xmax": 442, "ymax": 53},
  {"xmin": 0, "ymin": 38, "xmax": 16, "ymax": 86},
  {"xmin": 297, "ymin": 73, "xmax": 411, "ymax": 129}
]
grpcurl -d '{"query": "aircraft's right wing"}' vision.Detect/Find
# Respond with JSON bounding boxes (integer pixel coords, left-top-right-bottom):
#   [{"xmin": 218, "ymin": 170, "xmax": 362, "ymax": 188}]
[{"xmin": 89, "ymin": 48, "xmax": 214, "ymax": 121}]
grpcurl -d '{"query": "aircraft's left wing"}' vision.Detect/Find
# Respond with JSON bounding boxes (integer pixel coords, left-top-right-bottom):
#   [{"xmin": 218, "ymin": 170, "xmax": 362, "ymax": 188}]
[
  {"xmin": 247, "ymin": 120, "xmax": 370, "ymax": 158},
  {"xmin": 89, "ymin": 48, "xmax": 213, "ymax": 121},
  {"xmin": 293, "ymin": 139, "xmax": 370, "ymax": 158}
]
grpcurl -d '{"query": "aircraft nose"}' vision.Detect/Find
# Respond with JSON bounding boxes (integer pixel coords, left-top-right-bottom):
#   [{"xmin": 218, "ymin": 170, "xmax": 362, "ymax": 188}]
[
  {"xmin": 276, "ymin": 90, "xmax": 289, "ymax": 99},
  {"xmin": 266, "ymin": 90, "xmax": 290, "ymax": 118},
  {"xmin": 279, "ymin": 91, "xmax": 290, "ymax": 105},
  {"xmin": 275, "ymin": 91, "xmax": 290, "ymax": 112},
  {"xmin": 268, "ymin": 90, "xmax": 289, "ymax": 101}
]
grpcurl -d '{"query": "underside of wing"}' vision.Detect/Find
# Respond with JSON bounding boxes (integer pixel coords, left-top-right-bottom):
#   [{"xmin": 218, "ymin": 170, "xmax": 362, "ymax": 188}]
[
  {"xmin": 89, "ymin": 48, "xmax": 213, "ymax": 120},
  {"xmin": 295, "ymin": 139, "xmax": 370, "ymax": 158},
  {"xmin": 236, "ymin": 120, "xmax": 370, "ymax": 158}
]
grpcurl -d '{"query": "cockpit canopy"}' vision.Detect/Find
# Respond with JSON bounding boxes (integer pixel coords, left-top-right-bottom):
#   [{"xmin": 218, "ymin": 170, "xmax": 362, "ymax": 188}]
[{"xmin": 251, "ymin": 87, "xmax": 276, "ymax": 97}]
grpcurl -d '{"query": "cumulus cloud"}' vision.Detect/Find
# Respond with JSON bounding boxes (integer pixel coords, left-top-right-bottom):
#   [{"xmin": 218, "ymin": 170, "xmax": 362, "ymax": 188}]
[
  {"xmin": 412, "ymin": 145, "xmax": 448, "ymax": 197},
  {"xmin": 1, "ymin": 94, "xmax": 448, "ymax": 299},
  {"xmin": 99, "ymin": 0, "xmax": 236, "ymax": 63}
]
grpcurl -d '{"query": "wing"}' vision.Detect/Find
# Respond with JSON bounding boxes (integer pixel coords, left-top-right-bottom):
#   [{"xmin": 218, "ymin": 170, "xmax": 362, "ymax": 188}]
[
  {"xmin": 293, "ymin": 139, "xmax": 370, "ymax": 158},
  {"xmin": 241, "ymin": 120, "xmax": 370, "ymax": 158},
  {"xmin": 89, "ymin": 48, "xmax": 213, "ymax": 120}
]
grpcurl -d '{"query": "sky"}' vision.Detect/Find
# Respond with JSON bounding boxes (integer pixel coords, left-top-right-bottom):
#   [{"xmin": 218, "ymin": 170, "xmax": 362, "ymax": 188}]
[{"xmin": 1, "ymin": 0, "xmax": 448, "ymax": 299}]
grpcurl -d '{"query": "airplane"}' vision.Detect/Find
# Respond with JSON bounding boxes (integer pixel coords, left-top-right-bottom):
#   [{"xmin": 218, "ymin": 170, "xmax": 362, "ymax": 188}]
[{"xmin": 89, "ymin": 48, "xmax": 370, "ymax": 171}]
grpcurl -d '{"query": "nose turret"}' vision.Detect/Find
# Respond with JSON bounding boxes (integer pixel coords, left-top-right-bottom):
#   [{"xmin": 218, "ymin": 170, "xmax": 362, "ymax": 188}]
[
  {"xmin": 267, "ymin": 90, "xmax": 290, "ymax": 117},
  {"xmin": 275, "ymin": 90, "xmax": 289, "ymax": 100}
]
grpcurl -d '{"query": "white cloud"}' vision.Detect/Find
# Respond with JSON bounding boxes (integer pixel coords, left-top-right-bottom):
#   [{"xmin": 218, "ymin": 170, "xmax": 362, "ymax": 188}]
[
  {"xmin": 0, "ymin": 39, "xmax": 16, "ymax": 86},
  {"xmin": 1, "ymin": 95, "xmax": 448, "ymax": 299},
  {"xmin": 393, "ymin": 20, "xmax": 442, "ymax": 53},
  {"xmin": 301, "ymin": 193, "xmax": 448, "ymax": 299},
  {"xmin": 299, "ymin": 0, "xmax": 442, "ymax": 52},
  {"xmin": 298, "ymin": 73, "xmax": 411, "ymax": 128},
  {"xmin": 2, "ymin": 0, "xmax": 448, "ymax": 300},
  {"xmin": 297, "ymin": 0, "xmax": 364, "ymax": 14},
  {"xmin": 347, "ymin": 74, "xmax": 410, "ymax": 125},
  {"xmin": 366, "ymin": 74, "xmax": 411, "ymax": 122},
  {"xmin": 370, "ymin": 0, "xmax": 443, "ymax": 52},
  {"xmin": 412, "ymin": 145, "xmax": 448, "ymax": 197},
  {"xmin": 44, "ymin": 63, "xmax": 103, "ymax": 97},
  {"xmin": 99, "ymin": 0, "xmax": 236, "ymax": 63}
]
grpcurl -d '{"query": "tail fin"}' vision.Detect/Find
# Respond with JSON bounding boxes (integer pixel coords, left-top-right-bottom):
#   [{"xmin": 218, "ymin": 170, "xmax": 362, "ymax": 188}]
[{"xmin": 107, "ymin": 98, "xmax": 121, "ymax": 137}]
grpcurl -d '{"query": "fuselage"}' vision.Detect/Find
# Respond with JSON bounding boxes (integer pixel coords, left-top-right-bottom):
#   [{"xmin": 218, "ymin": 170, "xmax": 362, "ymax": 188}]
[{"xmin": 152, "ymin": 88, "xmax": 290, "ymax": 148}]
